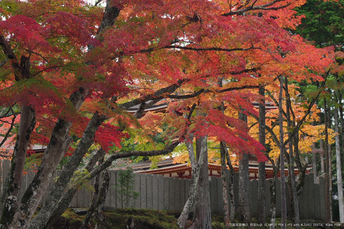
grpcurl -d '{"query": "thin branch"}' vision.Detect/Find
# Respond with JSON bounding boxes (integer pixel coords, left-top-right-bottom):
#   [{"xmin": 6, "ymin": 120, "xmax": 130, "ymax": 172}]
[
  {"xmin": 0, "ymin": 58, "xmax": 8, "ymax": 68},
  {"xmin": 31, "ymin": 65, "xmax": 64, "ymax": 76},
  {"xmin": 218, "ymin": 84, "xmax": 260, "ymax": 93},
  {"xmin": 162, "ymin": 45, "xmax": 260, "ymax": 53},
  {"xmin": 0, "ymin": 107, "xmax": 14, "ymax": 119},
  {"xmin": 266, "ymin": 88, "xmax": 288, "ymax": 119},
  {"xmin": 222, "ymin": 0, "xmax": 290, "ymax": 16},
  {"xmin": 139, "ymin": 44, "xmax": 262, "ymax": 54},
  {"xmin": 249, "ymin": 121, "xmax": 258, "ymax": 130},
  {"xmin": 120, "ymin": 67, "xmax": 260, "ymax": 111},
  {"xmin": 168, "ymin": 85, "xmax": 260, "ymax": 99},
  {"xmin": 186, "ymin": 103, "xmax": 196, "ymax": 121},
  {"xmin": 119, "ymin": 79, "xmax": 189, "ymax": 109},
  {"xmin": 283, "ymin": 74, "xmax": 328, "ymax": 147},
  {"xmin": 0, "ymin": 108, "xmax": 16, "ymax": 149},
  {"xmin": 94, "ymin": 0, "xmax": 102, "ymax": 6},
  {"xmin": 252, "ymin": 114, "xmax": 280, "ymax": 148}
]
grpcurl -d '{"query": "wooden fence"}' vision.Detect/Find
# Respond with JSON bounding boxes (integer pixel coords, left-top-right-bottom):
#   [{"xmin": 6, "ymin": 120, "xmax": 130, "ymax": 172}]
[{"xmin": 0, "ymin": 160, "xmax": 326, "ymax": 221}]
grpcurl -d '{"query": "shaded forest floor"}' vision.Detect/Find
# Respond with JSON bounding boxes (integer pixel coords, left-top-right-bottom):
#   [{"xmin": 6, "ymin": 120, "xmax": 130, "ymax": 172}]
[{"xmin": 51, "ymin": 208, "xmax": 343, "ymax": 229}]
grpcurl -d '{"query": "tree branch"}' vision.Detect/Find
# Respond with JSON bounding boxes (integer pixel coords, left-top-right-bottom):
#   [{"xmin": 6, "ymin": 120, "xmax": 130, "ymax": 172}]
[
  {"xmin": 168, "ymin": 85, "xmax": 260, "ymax": 99},
  {"xmin": 0, "ymin": 58, "xmax": 8, "ymax": 68},
  {"xmin": 283, "ymin": 75, "xmax": 328, "ymax": 147},
  {"xmin": 139, "ymin": 44, "xmax": 262, "ymax": 54},
  {"xmin": 0, "ymin": 35, "xmax": 21, "ymax": 80},
  {"xmin": 159, "ymin": 45, "xmax": 260, "ymax": 53},
  {"xmin": 70, "ymin": 141, "xmax": 180, "ymax": 189},
  {"xmin": 119, "ymin": 79, "xmax": 189, "ymax": 109},
  {"xmin": 0, "ymin": 109, "xmax": 16, "ymax": 149},
  {"xmin": 221, "ymin": 0, "xmax": 290, "ymax": 16},
  {"xmin": 31, "ymin": 65, "xmax": 64, "ymax": 76}
]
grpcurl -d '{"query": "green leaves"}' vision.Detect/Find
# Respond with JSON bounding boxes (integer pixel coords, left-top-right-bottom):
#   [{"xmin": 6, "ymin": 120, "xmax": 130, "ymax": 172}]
[
  {"xmin": 295, "ymin": 0, "xmax": 344, "ymax": 48},
  {"xmin": 113, "ymin": 167, "xmax": 139, "ymax": 208}
]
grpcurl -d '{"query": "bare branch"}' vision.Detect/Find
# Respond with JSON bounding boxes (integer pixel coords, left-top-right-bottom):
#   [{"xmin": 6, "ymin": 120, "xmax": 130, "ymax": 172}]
[
  {"xmin": 0, "ymin": 107, "xmax": 15, "ymax": 119},
  {"xmin": 140, "ymin": 45, "xmax": 261, "ymax": 54},
  {"xmin": 168, "ymin": 85, "xmax": 260, "ymax": 99},
  {"xmin": 283, "ymin": 74, "xmax": 328, "ymax": 147},
  {"xmin": 119, "ymin": 79, "xmax": 189, "ymax": 109},
  {"xmin": 0, "ymin": 109, "xmax": 16, "ymax": 149},
  {"xmin": 222, "ymin": 0, "xmax": 290, "ymax": 16},
  {"xmin": 94, "ymin": 0, "xmax": 102, "ymax": 6},
  {"xmin": 218, "ymin": 84, "xmax": 260, "ymax": 93},
  {"xmin": 266, "ymin": 88, "xmax": 288, "ymax": 119}
]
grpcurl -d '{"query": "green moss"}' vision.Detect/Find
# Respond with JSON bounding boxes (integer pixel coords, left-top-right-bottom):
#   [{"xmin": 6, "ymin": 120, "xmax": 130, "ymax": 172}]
[
  {"xmin": 51, "ymin": 208, "xmax": 342, "ymax": 229},
  {"xmin": 51, "ymin": 208, "xmax": 180, "ymax": 229},
  {"xmin": 100, "ymin": 208, "xmax": 179, "ymax": 229}
]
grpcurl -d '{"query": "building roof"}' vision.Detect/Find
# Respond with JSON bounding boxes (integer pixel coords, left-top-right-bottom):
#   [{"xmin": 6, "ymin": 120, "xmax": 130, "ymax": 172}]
[{"xmin": 124, "ymin": 156, "xmax": 311, "ymax": 179}]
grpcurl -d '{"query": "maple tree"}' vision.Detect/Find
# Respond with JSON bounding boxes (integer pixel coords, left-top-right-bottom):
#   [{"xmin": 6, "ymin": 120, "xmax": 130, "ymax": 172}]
[{"xmin": 0, "ymin": 0, "xmax": 335, "ymax": 228}]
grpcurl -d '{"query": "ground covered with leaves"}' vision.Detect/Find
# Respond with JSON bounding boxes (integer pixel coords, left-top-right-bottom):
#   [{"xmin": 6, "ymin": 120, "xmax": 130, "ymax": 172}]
[{"xmin": 51, "ymin": 208, "xmax": 342, "ymax": 229}]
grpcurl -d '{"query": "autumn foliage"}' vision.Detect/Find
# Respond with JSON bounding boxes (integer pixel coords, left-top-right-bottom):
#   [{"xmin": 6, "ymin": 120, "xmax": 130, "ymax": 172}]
[
  {"xmin": 0, "ymin": 0, "xmax": 333, "ymax": 159},
  {"xmin": 0, "ymin": 0, "xmax": 338, "ymax": 227}
]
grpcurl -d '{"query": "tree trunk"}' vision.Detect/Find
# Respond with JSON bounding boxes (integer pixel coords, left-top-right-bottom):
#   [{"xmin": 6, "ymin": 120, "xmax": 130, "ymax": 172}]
[
  {"xmin": 312, "ymin": 146, "xmax": 317, "ymax": 183},
  {"xmin": 294, "ymin": 131, "xmax": 308, "ymax": 197},
  {"xmin": 258, "ymin": 84, "xmax": 266, "ymax": 224},
  {"xmin": 320, "ymin": 140, "xmax": 325, "ymax": 174},
  {"xmin": 269, "ymin": 158, "xmax": 280, "ymax": 229},
  {"xmin": 328, "ymin": 133, "xmax": 333, "ymax": 224},
  {"xmin": 324, "ymin": 98, "xmax": 332, "ymax": 224},
  {"xmin": 287, "ymin": 119, "xmax": 300, "ymax": 226},
  {"xmin": 178, "ymin": 136, "xmax": 204, "ymax": 228},
  {"xmin": 334, "ymin": 108, "xmax": 344, "ymax": 223},
  {"xmin": 278, "ymin": 75, "xmax": 287, "ymax": 229},
  {"xmin": 42, "ymin": 142, "xmax": 180, "ymax": 229},
  {"xmin": 237, "ymin": 111, "xmax": 250, "ymax": 222},
  {"xmin": 41, "ymin": 148, "xmax": 106, "ymax": 229},
  {"xmin": 189, "ymin": 136, "xmax": 211, "ymax": 229},
  {"xmin": 238, "ymin": 153, "xmax": 250, "ymax": 222},
  {"xmin": 339, "ymin": 93, "xmax": 344, "ymax": 176},
  {"xmin": 285, "ymin": 78, "xmax": 300, "ymax": 227},
  {"xmin": 217, "ymin": 91, "xmax": 230, "ymax": 226},
  {"xmin": 224, "ymin": 143, "xmax": 236, "ymax": 221},
  {"xmin": 80, "ymin": 156, "xmax": 104, "ymax": 229},
  {"xmin": 220, "ymin": 142, "xmax": 230, "ymax": 227},
  {"xmin": 0, "ymin": 105, "xmax": 35, "ymax": 229},
  {"xmin": 28, "ymin": 113, "xmax": 106, "ymax": 229},
  {"xmin": 81, "ymin": 154, "xmax": 110, "ymax": 229}
]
